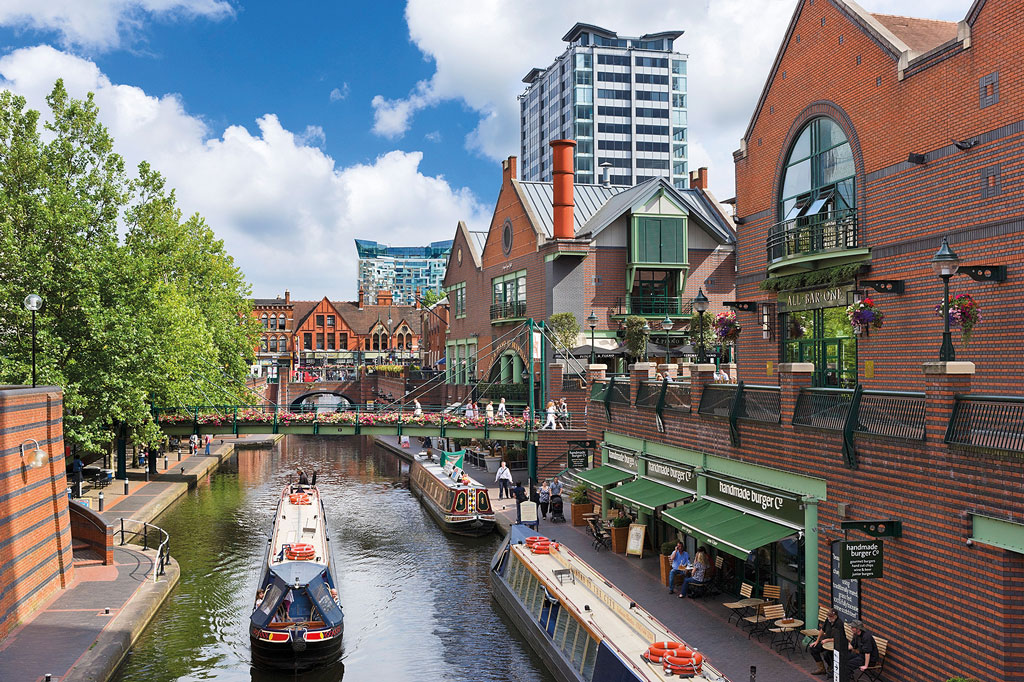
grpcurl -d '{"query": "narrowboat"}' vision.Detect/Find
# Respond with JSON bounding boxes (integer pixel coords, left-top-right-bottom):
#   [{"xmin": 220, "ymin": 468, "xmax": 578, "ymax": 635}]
[
  {"xmin": 409, "ymin": 452, "xmax": 496, "ymax": 536},
  {"xmin": 490, "ymin": 525, "xmax": 729, "ymax": 682},
  {"xmin": 250, "ymin": 483, "xmax": 344, "ymax": 671}
]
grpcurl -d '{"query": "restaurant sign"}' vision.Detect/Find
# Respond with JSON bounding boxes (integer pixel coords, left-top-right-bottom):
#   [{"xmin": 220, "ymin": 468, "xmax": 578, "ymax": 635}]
[
  {"xmin": 605, "ymin": 446, "xmax": 638, "ymax": 473},
  {"xmin": 839, "ymin": 540, "xmax": 883, "ymax": 580},
  {"xmin": 567, "ymin": 447, "xmax": 590, "ymax": 469},
  {"xmin": 704, "ymin": 474, "xmax": 803, "ymax": 526},
  {"xmin": 642, "ymin": 456, "xmax": 696, "ymax": 493},
  {"xmin": 831, "ymin": 541, "xmax": 860, "ymax": 622},
  {"xmin": 777, "ymin": 285, "xmax": 854, "ymax": 313}
]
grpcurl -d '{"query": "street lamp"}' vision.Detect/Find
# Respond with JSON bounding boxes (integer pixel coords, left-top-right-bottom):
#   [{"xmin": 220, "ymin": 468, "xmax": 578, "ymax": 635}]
[
  {"xmin": 931, "ymin": 237, "xmax": 960, "ymax": 362},
  {"xmin": 661, "ymin": 314, "xmax": 673, "ymax": 364},
  {"xmin": 23, "ymin": 294, "xmax": 42, "ymax": 387},
  {"xmin": 693, "ymin": 288, "xmax": 709, "ymax": 364},
  {"xmin": 587, "ymin": 311, "xmax": 598, "ymax": 365}
]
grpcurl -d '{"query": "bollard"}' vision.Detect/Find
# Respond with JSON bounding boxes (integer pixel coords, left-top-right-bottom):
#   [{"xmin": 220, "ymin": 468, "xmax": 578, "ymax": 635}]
[
  {"xmin": 180, "ymin": 467, "xmax": 185, "ymax": 475},
  {"xmin": 164, "ymin": 455, "xmax": 168, "ymax": 470},
  {"xmin": 98, "ymin": 492, "xmax": 104, "ymax": 512},
  {"xmin": 177, "ymin": 447, "xmax": 181, "ymax": 462},
  {"xmin": 76, "ymin": 480, "xmax": 83, "ymax": 499},
  {"xmin": 750, "ymin": 666, "xmax": 756, "ymax": 682},
  {"xmin": 145, "ymin": 469, "xmax": 149, "ymax": 482},
  {"xmin": 124, "ymin": 480, "xmax": 129, "ymax": 495}
]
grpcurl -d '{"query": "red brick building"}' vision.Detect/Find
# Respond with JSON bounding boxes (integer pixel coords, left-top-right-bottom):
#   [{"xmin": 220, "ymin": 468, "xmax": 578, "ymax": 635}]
[
  {"xmin": 581, "ymin": 2, "xmax": 1024, "ymax": 680},
  {"xmin": 419, "ymin": 296, "xmax": 449, "ymax": 370}
]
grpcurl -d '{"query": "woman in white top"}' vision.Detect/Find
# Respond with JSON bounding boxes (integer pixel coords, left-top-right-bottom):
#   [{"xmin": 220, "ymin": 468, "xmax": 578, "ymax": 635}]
[
  {"xmin": 464, "ymin": 402, "xmax": 475, "ymax": 419},
  {"xmin": 542, "ymin": 401, "xmax": 558, "ymax": 429},
  {"xmin": 485, "ymin": 400, "xmax": 494, "ymax": 420},
  {"xmin": 413, "ymin": 399, "xmax": 422, "ymax": 417},
  {"xmin": 496, "ymin": 397, "xmax": 508, "ymax": 418}
]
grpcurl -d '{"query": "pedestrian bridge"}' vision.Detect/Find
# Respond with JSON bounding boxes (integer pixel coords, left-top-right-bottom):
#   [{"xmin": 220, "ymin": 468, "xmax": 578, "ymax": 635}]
[{"xmin": 155, "ymin": 404, "xmax": 546, "ymax": 442}]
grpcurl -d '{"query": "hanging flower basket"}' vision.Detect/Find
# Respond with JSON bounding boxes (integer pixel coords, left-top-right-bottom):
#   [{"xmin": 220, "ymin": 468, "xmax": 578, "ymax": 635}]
[
  {"xmin": 713, "ymin": 311, "xmax": 741, "ymax": 341},
  {"xmin": 935, "ymin": 293, "xmax": 980, "ymax": 343},
  {"xmin": 846, "ymin": 297, "xmax": 884, "ymax": 335}
]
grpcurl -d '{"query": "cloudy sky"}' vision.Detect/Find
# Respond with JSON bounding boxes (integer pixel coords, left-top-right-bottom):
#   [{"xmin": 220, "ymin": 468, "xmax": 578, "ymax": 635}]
[{"xmin": 0, "ymin": 0, "xmax": 968, "ymax": 300}]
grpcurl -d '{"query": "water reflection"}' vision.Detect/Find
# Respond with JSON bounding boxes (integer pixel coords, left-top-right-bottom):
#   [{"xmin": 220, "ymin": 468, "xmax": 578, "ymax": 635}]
[{"xmin": 111, "ymin": 435, "xmax": 553, "ymax": 682}]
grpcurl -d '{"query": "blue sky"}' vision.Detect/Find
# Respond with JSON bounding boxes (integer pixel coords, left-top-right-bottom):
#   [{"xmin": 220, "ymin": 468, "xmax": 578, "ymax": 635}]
[{"xmin": 0, "ymin": 0, "xmax": 967, "ymax": 299}]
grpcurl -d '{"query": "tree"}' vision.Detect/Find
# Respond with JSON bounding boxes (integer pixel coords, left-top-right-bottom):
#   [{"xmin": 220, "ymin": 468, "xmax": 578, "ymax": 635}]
[
  {"xmin": 623, "ymin": 315, "xmax": 649, "ymax": 360},
  {"xmin": 419, "ymin": 288, "xmax": 443, "ymax": 307},
  {"xmin": 548, "ymin": 312, "xmax": 580, "ymax": 354}
]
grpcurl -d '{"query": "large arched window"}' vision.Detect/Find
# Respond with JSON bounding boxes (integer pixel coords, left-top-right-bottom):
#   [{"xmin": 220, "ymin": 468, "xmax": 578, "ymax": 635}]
[
  {"xmin": 778, "ymin": 117, "xmax": 855, "ymax": 233},
  {"xmin": 278, "ymin": 314, "xmax": 286, "ymax": 329},
  {"xmin": 260, "ymin": 313, "xmax": 269, "ymax": 328},
  {"xmin": 279, "ymin": 335, "xmax": 287, "ymax": 352},
  {"xmin": 269, "ymin": 337, "xmax": 278, "ymax": 352},
  {"xmin": 260, "ymin": 337, "xmax": 268, "ymax": 351}
]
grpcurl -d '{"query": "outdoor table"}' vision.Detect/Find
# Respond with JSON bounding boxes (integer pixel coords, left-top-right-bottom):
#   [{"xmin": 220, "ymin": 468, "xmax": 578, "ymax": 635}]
[
  {"xmin": 773, "ymin": 618, "xmax": 803, "ymax": 655},
  {"xmin": 822, "ymin": 640, "xmax": 835, "ymax": 651}
]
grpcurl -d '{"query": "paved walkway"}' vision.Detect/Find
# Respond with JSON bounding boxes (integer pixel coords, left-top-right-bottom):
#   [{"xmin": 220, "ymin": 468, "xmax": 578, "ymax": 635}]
[
  {"xmin": 0, "ymin": 435, "xmax": 277, "ymax": 682},
  {"xmin": 375, "ymin": 435, "xmax": 819, "ymax": 682}
]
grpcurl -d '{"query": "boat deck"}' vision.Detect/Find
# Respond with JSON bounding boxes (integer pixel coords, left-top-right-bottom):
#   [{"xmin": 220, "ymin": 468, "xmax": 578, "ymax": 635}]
[
  {"xmin": 511, "ymin": 542, "xmax": 726, "ymax": 681},
  {"xmin": 271, "ymin": 488, "xmax": 328, "ymax": 565}
]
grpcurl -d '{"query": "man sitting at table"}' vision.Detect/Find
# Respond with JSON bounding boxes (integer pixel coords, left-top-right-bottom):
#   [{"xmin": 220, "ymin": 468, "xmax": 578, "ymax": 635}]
[
  {"xmin": 666, "ymin": 541, "xmax": 690, "ymax": 595},
  {"xmin": 846, "ymin": 619, "xmax": 879, "ymax": 676},
  {"xmin": 810, "ymin": 608, "xmax": 840, "ymax": 675}
]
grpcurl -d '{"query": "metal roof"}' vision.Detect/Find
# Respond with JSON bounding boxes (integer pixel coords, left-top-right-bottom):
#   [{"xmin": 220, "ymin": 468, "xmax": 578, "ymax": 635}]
[{"xmin": 515, "ymin": 180, "xmax": 628, "ymax": 238}]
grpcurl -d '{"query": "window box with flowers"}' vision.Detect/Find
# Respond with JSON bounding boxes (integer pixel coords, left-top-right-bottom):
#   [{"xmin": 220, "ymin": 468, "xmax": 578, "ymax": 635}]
[
  {"xmin": 935, "ymin": 293, "xmax": 980, "ymax": 343},
  {"xmin": 846, "ymin": 296, "xmax": 884, "ymax": 335}
]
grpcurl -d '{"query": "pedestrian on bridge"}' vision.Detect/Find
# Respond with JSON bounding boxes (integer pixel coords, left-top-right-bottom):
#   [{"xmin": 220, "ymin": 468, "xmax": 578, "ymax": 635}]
[
  {"xmin": 413, "ymin": 399, "xmax": 422, "ymax": 417},
  {"xmin": 496, "ymin": 398, "xmax": 508, "ymax": 418},
  {"xmin": 496, "ymin": 461, "xmax": 513, "ymax": 499},
  {"xmin": 542, "ymin": 401, "xmax": 558, "ymax": 429},
  {"xmin": 485, "ymin": 401, "xmax": 494, "ymax": 420}
]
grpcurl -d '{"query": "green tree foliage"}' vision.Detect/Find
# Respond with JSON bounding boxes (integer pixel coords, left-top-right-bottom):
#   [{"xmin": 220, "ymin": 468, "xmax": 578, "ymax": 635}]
[
  {"xmin": 419, "ymin": 288, "xmax": 443, "ymax": 307},
  {"xmin": 0, "ymin": 81, "xmax": 259, "ymax": 454},
  {"xmin": 548, "ymin": 312, "xmax": 580, "ymax": 353},
  {"xmin": 623, "ymin": 315, "xmax": 649, "ymax": 360}
]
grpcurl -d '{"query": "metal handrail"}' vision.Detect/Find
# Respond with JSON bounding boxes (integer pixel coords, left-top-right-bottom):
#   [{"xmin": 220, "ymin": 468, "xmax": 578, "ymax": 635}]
[
  {"xmin": 767, "ymin": 207, "xmax": 858, "ymax": 262},
  {"xmin": 117, "ymin": 518, "xmax": 170, "ymax": 582},
  {"xmin": 945, "ymin": 395, "xmax": 1024, "ymax": 452},
  {"xmin": 489, "ymin": 301, "xmax": 527, "ymax": 320}
]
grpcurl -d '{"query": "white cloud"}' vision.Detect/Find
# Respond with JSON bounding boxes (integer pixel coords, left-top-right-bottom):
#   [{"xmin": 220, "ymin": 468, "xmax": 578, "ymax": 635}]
[
  {"xmin": 0, "ymin": 45, "xmax": 490, "ymax": 299},
  {"xmin": 0, "ymin": 0, "xmax": 233, "ymax": 50},
  {"xmin": 425, "ymin": 130, "xmax": 441, "ymax": 143},
  {"xmin": 329, "ymin": 83, "xmax": 349, "ymax": 102},
  {"xmin": 383, "ymin": 0, "xmax": 970, "ymax": 196}
]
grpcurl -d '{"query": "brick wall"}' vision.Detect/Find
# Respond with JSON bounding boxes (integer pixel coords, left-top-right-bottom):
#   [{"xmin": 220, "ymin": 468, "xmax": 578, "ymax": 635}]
[{"xmin": 0, "ymin": 385, "xmax": 74, "ymax": 640}]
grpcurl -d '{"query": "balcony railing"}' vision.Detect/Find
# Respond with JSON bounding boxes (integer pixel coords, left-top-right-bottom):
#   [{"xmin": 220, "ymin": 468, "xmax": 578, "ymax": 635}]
[
  {"xmin": 857, "ymin": 390, "xmax": 926, "ymax": 441},
  {"xmin": 489, "ymin": 300, "xmax": 527, "ymax": 320},
  {"xmin": 698, "ymin": 384, "xmax": 735, "ymax": 418},
  {"xmin": 562, "ymin": 375, "xmax": 586, "ymax": 392},
  {"xmin": 663, "ymin": 382, "xmax": 692, "ymax": 412},
  {"xmin": 767, "ymin": 207, "xmax": 858, "ymax": 264},
  {"xmin": 946, "ymin": 395, "xmax": 1024, "ymax": 453},
  {"xmin": 607, "ymin": 376, "xmax": 631, "ymax": 405},
  {"xmin": 609, "ymin": 295, "xmax": 694, "ymax": 317},
  {"xmin": 735, "ymin": 385, "xmax": 782, "ymax": 424},
  {"xmin": 792, "ymin": 388, "xmax": 854, "ymax": 431}
]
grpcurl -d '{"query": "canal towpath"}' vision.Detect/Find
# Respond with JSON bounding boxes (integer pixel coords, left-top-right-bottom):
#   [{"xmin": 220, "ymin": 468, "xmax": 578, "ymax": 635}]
[
  {"xmin": 0, "ymin": 434, "xmax": 279, "ymax": 682},
  {"xmin": 373, "ymin": 434, "xmax": 819, "ymax": 682}
]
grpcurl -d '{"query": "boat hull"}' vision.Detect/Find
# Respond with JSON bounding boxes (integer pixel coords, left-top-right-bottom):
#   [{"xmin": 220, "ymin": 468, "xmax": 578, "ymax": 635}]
[
  {"xmin": 250, "ymin": 630, "xmax": 344, "ymax": 671},
  {"xmin": 413, "ymin": 488, "xmax": 496, "ymax": 537}
]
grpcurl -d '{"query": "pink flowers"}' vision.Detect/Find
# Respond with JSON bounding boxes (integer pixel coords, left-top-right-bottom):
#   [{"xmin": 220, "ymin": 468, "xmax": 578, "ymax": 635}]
[
  {"xmin": 713, "ymin": 311, "xmax": 741, "ymax": 341},
  {"xmin": 846, "ymin": 297, "xmax": 884, "ymax": 331},
  {"xmin": 157, "ymin": 408, "xmax": 533, "ymax": 429},
  {"xmin": 935, "ymin": 293, "xmax": 980, "ymax": 343}
]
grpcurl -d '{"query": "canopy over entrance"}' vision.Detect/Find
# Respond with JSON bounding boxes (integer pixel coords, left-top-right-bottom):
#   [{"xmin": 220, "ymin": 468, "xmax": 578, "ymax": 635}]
[
  {"xmin": 571, "ymin": 466, "xmax": 633, "ymax": 492},
  {"xmin": 607, "ymin": 477, "xmax": 690, "ymax": 513},
  {"xmin": 662, "ymin": 499, "xmax": 795, "ymax": 559}
]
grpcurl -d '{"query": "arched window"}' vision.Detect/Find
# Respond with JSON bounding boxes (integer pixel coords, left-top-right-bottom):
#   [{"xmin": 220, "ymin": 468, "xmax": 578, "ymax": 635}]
[
  {"xmin": 279, "ymin": 336, "xmax": 287, "ymax": 351},
  {"xmin": 364, "ymin": 338, "xmax": 371, "ymax": 350},
  {"xmin": 778, "ymin": 117, "xmax": 855, "ymax": 225},
  {"xmin": 268, "ymin": 314, "xmax": 277, "ymax": 330},
  {"xmin": 372, "ymin": 333, "xmax": 380, "ymax": 350},
  {"xmin": 260, "ymin": 337, "xmax": 268, "ymax": 351},
  {"xmin": 278, "ymin": 314, "xmax": 286, "ymax": 329},
  {"xmin": 269, "ymin": 337, "xmax": 278, "ymax": 352},
  {"xmin": 260, "ymin": 313, "xmax": 268, "ymax": 328}
]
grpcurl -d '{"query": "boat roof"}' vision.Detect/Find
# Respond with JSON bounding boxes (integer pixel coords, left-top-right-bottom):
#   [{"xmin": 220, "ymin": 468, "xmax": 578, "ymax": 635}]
[
  {"xmin": 415, "ymin": 455, "xmax": 487, "ymax": 489},
  {"xmin": 506, "ymin": 525, "xmax": 727, "ymax": 681},
  {"xmin": 270, "ymin": 486, "xmax": 329, "ymax": 569}
]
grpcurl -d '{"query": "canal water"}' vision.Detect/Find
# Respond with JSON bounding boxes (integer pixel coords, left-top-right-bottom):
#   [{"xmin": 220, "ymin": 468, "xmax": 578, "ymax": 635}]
[{"xmin": 111, "ymin": 436, "xmax": 554, "ymax": 682}]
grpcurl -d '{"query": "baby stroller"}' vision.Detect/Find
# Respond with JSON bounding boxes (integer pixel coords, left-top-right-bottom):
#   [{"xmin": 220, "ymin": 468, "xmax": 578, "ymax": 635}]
[{"xmin": 549, "ymin": 494, "xmax": 566, "ymax": 523}]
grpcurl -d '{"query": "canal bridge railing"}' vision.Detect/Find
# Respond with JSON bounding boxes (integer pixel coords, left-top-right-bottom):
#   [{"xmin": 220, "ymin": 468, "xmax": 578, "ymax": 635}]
[
  {"xmin": 153, "ymin": 403, "xmax": 555, "ymax": 442},
  {"xmin": 117, "ymin": 518, "xmax": 171, "ymax": 582}
]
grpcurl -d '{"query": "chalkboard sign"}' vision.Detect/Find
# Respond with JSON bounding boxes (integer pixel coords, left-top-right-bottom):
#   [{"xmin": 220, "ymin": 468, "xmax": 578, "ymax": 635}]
[
  {"xmin": 840, "ymin": 540, "xmax": 883, "ymax": 579},
  {"xmin": 831, "ymin": 541, "xmax": 860, "ymax": 622},
  {"xmin": 626, "ymin": 523, "xmax": 647, "ymax": 558},
  {"xmin": 567, "ymin": 447, "xmax": 589, "ymax": 469}
]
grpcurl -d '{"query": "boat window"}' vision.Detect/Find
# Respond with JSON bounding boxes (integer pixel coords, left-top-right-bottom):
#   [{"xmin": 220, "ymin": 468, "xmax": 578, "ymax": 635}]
[
  {"xmin": 581, "ymin": 638, "xmax": 599, "ymax": 679},
  {"xmin": 553, "ymin": 608, "xmax": 571, "ymax": 649},
  {"xmin": 571, "ymin": 622, "xmax": 588, "ymax": 667},
  {"xmin": 455, "ymin": 491, "xmax": 467, "ymax": 512},
  {"xmin": 563, "ymin": 619, "xmax": 581, "ymax": 661},
  {"xmin": 476, "ymin": 491, "xmax": 491, "ymax": 512}
]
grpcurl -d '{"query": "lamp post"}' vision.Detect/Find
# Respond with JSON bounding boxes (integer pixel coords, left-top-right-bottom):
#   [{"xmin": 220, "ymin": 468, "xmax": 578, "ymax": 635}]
[
  {"xmin": 693, "ymin": 288, "xmax": 709, "ymax": 364},
  {"xmin": 587, "ymin": 311, "xmax": 598, "ymax": 365},
  {"xmin": 661, "ymin": 314, "xmax": 673, "ymax": 364},
  {"xmin": 23, "ymin": 294, "xmax": 42, "ymax": 387},
  {"xmin": 930, "ymin": 237, "xmax": 960, "ymax": 362}
]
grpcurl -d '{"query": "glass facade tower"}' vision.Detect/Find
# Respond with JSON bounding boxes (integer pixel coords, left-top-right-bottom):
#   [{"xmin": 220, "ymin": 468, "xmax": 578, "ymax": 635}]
[{"xmin": 355, "ymin": 239, "xmax": 453, "ymax": 305}]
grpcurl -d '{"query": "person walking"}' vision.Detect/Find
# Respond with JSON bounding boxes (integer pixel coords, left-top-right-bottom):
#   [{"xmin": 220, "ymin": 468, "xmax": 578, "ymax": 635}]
[
  {"xmin": 71, "ymin": 454, "xmax": 84, "ymax": 498},
  {"xmin": 538, "ymin": 480, "xmax": 551, "ymax": 520},
  {"xmin": 550, "ymin": 478, "xmax": 563, "ymax": 499},
  {"xmin": 496, "ymin": 397, "xmax": 508, "ymax": 418},
  {"xmin": 413, "ymin": 398, "xmax": 422, "ymax": 417},
  {"xmin": 204, "ymin": 433, "xmax": 212, "ymax": 456},
  {"xmin": 557, "ymin": 398, "xmax": 569, "ymax": 429},
  {"xmin": 542, "ymin": 401, "xmax": 558, "ymax": 429},
  {"xmin": 511, "ymin": 481, "xmax": 527, "ymax": 522},
  {"xmin": 485, "ymin": 400, "xmax": 494, "ymax": 420},
  {"xmin": 495, "ymin": 461, "xmax": 513, "ymax": 499}
]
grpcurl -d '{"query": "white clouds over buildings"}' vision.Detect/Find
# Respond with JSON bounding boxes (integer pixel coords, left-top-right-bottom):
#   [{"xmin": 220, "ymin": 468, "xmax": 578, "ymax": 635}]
[{"xmin": 0, "ymin": 46, "xmax": 489, "ymax": 299}]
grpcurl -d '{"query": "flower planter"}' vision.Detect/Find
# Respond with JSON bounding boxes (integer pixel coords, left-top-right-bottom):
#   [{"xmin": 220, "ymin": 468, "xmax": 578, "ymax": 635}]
[
  {"xmin": 609, "ymin": 525, "xmax": 629, "ymax": 553},
  {"xmin": 318, "ymin": 425, "xmax": 356, "ymax": 435},
  {"xmin": 198, "ymin": 425, "xmax": 235, "ymax": 435},
  {"xmin": 238, "ymin": 424, "xmax": 275, "ymax": 434},
  {"xmin": 489, "ymin": 429, "xmax": 527, "ymax": 441},
  {"xmin": 484, "ymin": 456, "xmax": 502, "ymax": 474},
  {"xmin": 281, "ymin": 425, "xmax": 316, "ymax": 434},
  {"xmin": 570, "ymin": 502, "xmax": 591, "ymax": 527},
  {"xmin": 358, "ymin": 426, "xmax": 396, "ymax": 435}
]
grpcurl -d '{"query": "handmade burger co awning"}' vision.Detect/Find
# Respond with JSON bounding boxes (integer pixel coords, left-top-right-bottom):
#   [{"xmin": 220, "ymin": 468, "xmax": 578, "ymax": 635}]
[
  {"xmin": 607, "ymin": 477, "xmax": 690, "ymax": 513},
  {"xmin": 572, "ymin": 466, "xmax": 633, "ymax": 492},
  {"xmin": 662, "ymin": 499, "xmax": 794, "ymax": 560}
]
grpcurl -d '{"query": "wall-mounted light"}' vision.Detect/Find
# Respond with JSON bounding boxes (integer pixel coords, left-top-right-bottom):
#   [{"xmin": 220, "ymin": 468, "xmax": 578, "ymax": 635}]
[
  {"xmin": 760, "ymin": 303, "xmax": 775, "ymax": 340},
  {"xmin": 907, "ymin": 152, "xmax": 926, "ymax": 165},
  {"xmin": 20, "ymin": 438, "xmax": 47, "ymax": 469}
]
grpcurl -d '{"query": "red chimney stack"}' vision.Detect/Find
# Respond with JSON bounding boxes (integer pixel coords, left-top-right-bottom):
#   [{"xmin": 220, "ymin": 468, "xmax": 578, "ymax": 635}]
[
  {"xmin": 549, "ymin": 139, "xmax": 577, "ymax": 240},
  {"xmin": 689, "ymin": 167, "xmax": 709, "ymax": 191}
]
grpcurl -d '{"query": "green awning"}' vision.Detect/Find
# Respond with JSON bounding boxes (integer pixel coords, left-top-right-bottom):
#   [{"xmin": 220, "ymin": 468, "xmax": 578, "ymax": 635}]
[
  {"xmin": 607, "ymin": 477, "xmax": 690, "ymax": 513},
  {"xmin": 573, "ymin": 466, "xmax": 634, "ymax": 491},
  {"xmin": 662, "ymin": 499, "xmax": 796, "ymax": 560}
]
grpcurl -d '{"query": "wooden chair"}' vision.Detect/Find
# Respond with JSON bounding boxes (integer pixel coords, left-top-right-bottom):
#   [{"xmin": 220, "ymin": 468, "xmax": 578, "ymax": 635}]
[
  {"xmin": 723, "ymin": 582, "xmax": 761, "ymax": 625},
  {"xmin": 800, "ymin": 606, "xmax": 831, "ymax": 650},
  {"xmin": 687, "ymin": 560, "xmax": 715, "ymax": 599},
  {"xmin": 854, "ymin": 636, "xmax": 888, "ymax": 682},
  {"xmin": 744, "ymin": 602, "xmax": 785, "ymax": 640},
  {"xmin": 587, "ymin": 517, "xmax": 611, "ymax": 551},
  {"xmin": 761, "ymin": 583, "xmax": 781, "ymax": 604}
]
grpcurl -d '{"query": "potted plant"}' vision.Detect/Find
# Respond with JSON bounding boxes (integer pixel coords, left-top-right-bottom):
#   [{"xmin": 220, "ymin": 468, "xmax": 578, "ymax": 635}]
[
  {"xmin": 846, "ymin": 296, "xmax": 884, "ymax": 335},
  {"xmin": 935, "ymin": 293, "xmax": 980, "ymax": 343},
  {"xmin": 569, "ymin": 482, "xmax": 592, "ymax": 527},
  {"xmin": 608, "ymin": 514, "xmax": 631, "ymax": 553},
  {"xmin": 714, "ymin": 311, "xmax": 741, "ymax": 341},
  {"xmin": 660, "ymin": 540, "xmax": 677, "ymax": 586}
]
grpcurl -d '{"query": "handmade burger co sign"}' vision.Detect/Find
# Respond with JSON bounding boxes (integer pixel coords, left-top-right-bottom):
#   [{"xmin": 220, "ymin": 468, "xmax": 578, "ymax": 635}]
[
  {"xmin": 705, "ymin": 475, "xmax": 803, "ymax": 526},
  {"xmin": 642, "ymin": 457, "xmax": 696, "ymax": 493},
  {"xmin": 606, "ymin": 446, "xmax": 638, "ymax": 473}
]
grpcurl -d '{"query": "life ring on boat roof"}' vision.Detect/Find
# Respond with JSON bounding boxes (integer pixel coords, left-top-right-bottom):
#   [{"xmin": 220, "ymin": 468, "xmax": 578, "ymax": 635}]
[
  {"xmin": 525, "ymin": 536, "xmax": 547, "ymax": 547},
  {"xmin": 289, "ymin": 493, "xmax": 311, "ymax": 505},
  {"xmin": 645, "ymin": 641, "xmax": 688, "ymax": 662},
  {"xmin": 663, "ymin": 651, "xmax": 703, "ymax": 674},
  {"xmin": 285, "ymin": 543, "xmax": 316, "ymax": 561}
]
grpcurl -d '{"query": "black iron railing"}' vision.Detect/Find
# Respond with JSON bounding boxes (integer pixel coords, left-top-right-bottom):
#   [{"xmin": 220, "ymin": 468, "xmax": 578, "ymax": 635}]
[
  {"xmin": 663, "ymin": 381, "xmax": 692, "ymax": 412},
  {"xmin": 767, "ymin": 207, "xmax": 858, "ymax": 263},
  {"xmin": 698, "ymin": 384, "xmax": 735, "ymax": 418},
  {"xmin": 857, "ymin": 390, "xmax": 926, "ymax": 440},
  {"xmin": 562, "ymin": 375, "xmax": 586, "ymax": 392},
  {"xmin": 945, "ymin": 395, "xmax": 1024, "ymax": 453},
  {"xmin": 479, "ymin": 383, "xmax": 530, "ymax": 401},
  {"xmin": 792, "ymin": 388, "xmax": 855, "ymax": 431},
  {"xmin": 607, "ymin": 376, "xmax": 631, "ymax": 405},
  {"xmin": 590, "ymin": 380, "xmax": 609, "ymax": 402},
  {"xmin": 635, "ymin": 380, "xmax": 662, "ymax": 409},
  {"xmin": 735, "ymin": 385, "xmax": 782, "ymax": 423},
  {"xmin": 489, "ymin": 301, "xmax": 527, "ymax": 320},
  {"xmin": 118, "ymin": 518, "xmax": 170, "ymax": 581}
]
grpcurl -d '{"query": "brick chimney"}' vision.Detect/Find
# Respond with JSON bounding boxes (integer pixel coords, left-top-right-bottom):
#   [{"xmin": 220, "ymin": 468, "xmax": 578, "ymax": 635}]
[
  {"xmin": 415, "ymin": 287, "xmax": 422, "ymax": 309},
  {"xmin": 549, "ymin": 139, "xmax": 577, "ymax": 240},
  {"xmin": 689, "ymin": 167, "xmax": 708, "ymax": 190},
  {"xmin": 358, "ymin": 288, "xmax": 364, "ymax": 309},
  {"xmin": 284, "ymin": 289, "xmax": 291, "ymax": 304},
  {"xmin": 502, "ymin": 156, "xmax": 517, "ymax": 185},
  {"xmin": 378, "ymin": 290, "xmax": 393, "ymax": 307}
]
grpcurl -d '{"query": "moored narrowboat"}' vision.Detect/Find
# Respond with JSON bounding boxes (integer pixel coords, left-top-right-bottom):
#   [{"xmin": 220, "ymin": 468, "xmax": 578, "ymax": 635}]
[
  {"xmin": 250, "ymin": 483, "xmax": 343, "ymax": 671},
  {"xmin": 409, "ymin": 452, "xmax": 495, "ymax": 537},
  {"xmin": 490, "ymin": 525, "xmax": 729, "ymax": 682}
]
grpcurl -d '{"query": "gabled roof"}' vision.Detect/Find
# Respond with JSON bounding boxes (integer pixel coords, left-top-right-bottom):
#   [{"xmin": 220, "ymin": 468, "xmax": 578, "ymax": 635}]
[
  {"xmin": 582, "ymin": 177, "xmax": 735, "ymax": 245},
  {"xmin": 871, "ymin": 14, "xmax": 957, "ymax": 53},
  {"xmin": 453, "ymin": 220, "xmax": 482, "ymax": 270},
  {"xmin": 252, "ymin": 298, "xmax": 291, "ymax": 307},
  {"xmin": 287, "ymin": 299, "xmax": 422, "ymax": 335},
  {"xmin": 514, "ymin": 180, "xmax": 628, "ymax": 238}
]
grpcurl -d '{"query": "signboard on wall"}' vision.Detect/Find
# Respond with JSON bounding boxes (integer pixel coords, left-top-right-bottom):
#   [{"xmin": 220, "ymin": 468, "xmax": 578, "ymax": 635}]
[
  {"xmin": 567, "ymin": 447, "xmax": 589, "ymax": 469},
  {"xmin": 642, "ymin": 456, "xmax": 696, "ymax": 493},
  {"xmin": 605, "ymin": 446, "xmax": 638, "ymax": 473},
  {"xmin": 704, "ymin": 474, "xmax": 803, "ymax": 526},
  {"xmin": 840, "ymin": 540, "xmax": 883, "ymax": 579},
  {"xmin": 831, "ymin": 541, "xmax": 860, "ymax": 622}
]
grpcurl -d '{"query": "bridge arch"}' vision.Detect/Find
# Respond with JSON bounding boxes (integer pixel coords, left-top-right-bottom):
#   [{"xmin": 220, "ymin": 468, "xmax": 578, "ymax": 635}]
[{"xmin": 290, "ymin": 391, "xmax": 355, "ymax": 412}]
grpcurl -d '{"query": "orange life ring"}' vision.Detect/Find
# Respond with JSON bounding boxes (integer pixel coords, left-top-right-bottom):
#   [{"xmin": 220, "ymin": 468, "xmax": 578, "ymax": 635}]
[
  {"xmin": 525, "ymin": 536, "xmax": 547, "ymax": 547},
  {"xmin": 663, "ymin": 651, "xmax": 703, "ymax": 674},
  {"xmin": 285, "ymin": 543, "xmax": 315, "ymax": 560},
  {"xmin": 289, "ymin": 493, "xmax": 311, "ymax": 505},
  {"xmin": 647, "ymin": 641, "xmax": 687, "ymax": 658},
  {"xmin": 530, "ymin": 541, "xmax": 551, "ymax": 554}
]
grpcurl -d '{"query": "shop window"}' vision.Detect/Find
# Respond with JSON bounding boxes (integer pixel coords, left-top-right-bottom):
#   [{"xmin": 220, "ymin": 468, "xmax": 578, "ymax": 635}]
[
  {"xmin": 316, "ymin": 333, "xmax": 324, "ymax": 350},
  {"xmin": 326, "ymin": 334, "xmax": 335, "ymax": 350}
]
